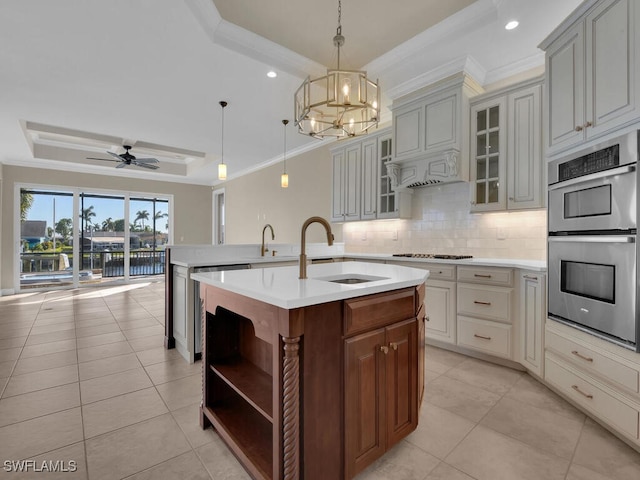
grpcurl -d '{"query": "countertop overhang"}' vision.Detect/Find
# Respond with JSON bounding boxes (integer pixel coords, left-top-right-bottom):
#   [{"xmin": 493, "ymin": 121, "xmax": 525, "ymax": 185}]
[{"xmin": 191, "ymin": 262, "xmax": 428, "ymax": 310}]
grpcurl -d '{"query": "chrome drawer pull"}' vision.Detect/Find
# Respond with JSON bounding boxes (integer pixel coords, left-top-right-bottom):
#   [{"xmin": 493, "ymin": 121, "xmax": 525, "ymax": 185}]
[
  {"xmin": 474, "ymin": 334, "xmax": 492, "ymax": 340},
  {"xmin": 474, "ymin": 300, "xmax": 492, "ymax": 306},
  {"xmin": 523, "ymin": 275, "xmax": 538, "ymax": 280},
  {"xmin": 571, "ymin": 385, "xmax": 593, "ymax": 399},
  {"xmin": 474, "ymin": 274, "xmax": 492, "ymax": 278},
  {"xmin": 571, "ymin": 350, "xmax": 594, "ymax": 362}
]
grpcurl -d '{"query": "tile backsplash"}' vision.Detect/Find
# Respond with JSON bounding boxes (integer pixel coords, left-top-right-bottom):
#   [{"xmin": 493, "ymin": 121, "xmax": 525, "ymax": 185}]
[{"xmin": 343, "ymin": 182, "xmax": 547, "ymax": 260}]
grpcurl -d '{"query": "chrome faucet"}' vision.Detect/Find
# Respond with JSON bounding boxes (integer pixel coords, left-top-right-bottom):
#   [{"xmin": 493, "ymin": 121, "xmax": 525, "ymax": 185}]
[
  {"xmin": 261, "ymin": 224, "xmax": 275, "ymax": 256},
  {"xmin": 299, "ymin": 216, "xmax": 334, "ymax": 279}
]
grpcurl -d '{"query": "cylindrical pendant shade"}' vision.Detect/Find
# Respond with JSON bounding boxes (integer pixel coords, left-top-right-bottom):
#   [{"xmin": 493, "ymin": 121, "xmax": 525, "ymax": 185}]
[{"xmin": 218, "ymin": 163, "xmax": 227, "ymax": 180}]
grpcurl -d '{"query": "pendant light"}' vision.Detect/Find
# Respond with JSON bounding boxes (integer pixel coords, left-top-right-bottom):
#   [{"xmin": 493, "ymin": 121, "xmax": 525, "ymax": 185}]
[
  {"xmin": 294, "ymin": 0, "xmax": 380, "ymax": 139},
  {"xmin": 281, "ymin": 119, "xmax": 289, "ymax": 188},
  {"xmin": 218, "ymin": 101, "xmax": 228, "ymax": 180}
]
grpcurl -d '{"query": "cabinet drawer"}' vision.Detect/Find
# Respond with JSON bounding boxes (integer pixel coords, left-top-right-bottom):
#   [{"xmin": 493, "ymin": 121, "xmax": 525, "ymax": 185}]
[
  {"xmin": 457, "ymin": 316, "xmax": 512, "ymax": 358},
  {"xmin": 344, "ymin": 288, "xmax": 416, "ymax": 337},
  {"xmin": 457, "ymin": 284, "xmax": 512, "ymax": 323},
  {"xmin": 457, "ymin": 266, "xmax": 513, "ymax": 286},
  {"xmin": 388, "ymin": 261, "xmax": 456, "ymax": 281},
  {"xmin": 545, "ymin": 354, "xmax": 639, "ymax": 440},
  {"xmin": 546, "ymin": 330, "xmax": 639, "ymax": 393},
  {"xmin": 422, "ymin": 264, "xmax": 456, "ymax": 281}
]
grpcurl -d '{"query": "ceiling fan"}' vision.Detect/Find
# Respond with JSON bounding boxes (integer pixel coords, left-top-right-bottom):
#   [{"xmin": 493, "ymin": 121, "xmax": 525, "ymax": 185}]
[{"xmin": 87, "ymin": 145, "xmax": 160, "ymax": 170}]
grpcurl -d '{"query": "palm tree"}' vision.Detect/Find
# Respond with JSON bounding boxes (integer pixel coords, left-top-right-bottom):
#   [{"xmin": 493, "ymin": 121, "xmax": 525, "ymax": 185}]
[
  {"xmin": 20, "ymin": 191, "xmax": 35, "ymax": 222},
  {"xmin": 81, "ymin": 205, "xmax": 96, "ymax": 231},
  {"xmin": 135, "ymin": 210, "xmax": 150, "ymax": 230},
  {"xmin": 154, "ymin": 211, "xmax": 168, "ymax": 230},
  {"xmin": 102, "ymin": 217, "xmax": 115, "ymax": 232}
]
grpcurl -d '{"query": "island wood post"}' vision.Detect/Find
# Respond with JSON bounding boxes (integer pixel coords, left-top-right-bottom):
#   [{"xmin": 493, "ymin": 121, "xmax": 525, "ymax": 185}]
[{"xmin": 282, "ymin": 336, "xmax": 300, "ymax": 480}]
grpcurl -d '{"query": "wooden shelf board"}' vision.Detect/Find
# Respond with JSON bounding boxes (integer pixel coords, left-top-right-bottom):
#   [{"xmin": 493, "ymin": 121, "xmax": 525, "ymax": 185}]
[
  {"xmin": 203, "ymin": 405, "xmax": 273, "ymax": 480},
  {"xmin": 210, "ymin": 358, "xmax": 273, "ymax": 422}
]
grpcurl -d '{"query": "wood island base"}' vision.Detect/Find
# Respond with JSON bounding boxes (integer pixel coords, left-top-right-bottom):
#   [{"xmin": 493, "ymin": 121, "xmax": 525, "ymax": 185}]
[{"xmin": 199, "ymin": 282, "xmax": 425, "ymax": 480}]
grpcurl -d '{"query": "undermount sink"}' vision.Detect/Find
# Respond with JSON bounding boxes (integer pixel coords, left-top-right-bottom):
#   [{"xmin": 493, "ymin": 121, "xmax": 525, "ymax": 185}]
[{"xmin": 314, "ymin": 273, "xmax": 389, "ymax": 284}]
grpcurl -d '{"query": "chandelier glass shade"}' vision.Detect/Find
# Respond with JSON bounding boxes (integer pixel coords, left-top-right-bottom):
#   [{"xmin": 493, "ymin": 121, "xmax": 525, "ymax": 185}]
[{"xmin": 294, "ymin": 1, "xmax": 380, "ymax": 139}]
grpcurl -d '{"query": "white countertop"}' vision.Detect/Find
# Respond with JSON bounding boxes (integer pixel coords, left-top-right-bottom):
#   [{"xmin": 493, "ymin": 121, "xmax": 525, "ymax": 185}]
[
  {"xmin": 191, "ymin": 262, "xmax": 428, "ymax": 310},
  {"xmin": 344, "ymin": 254, "xmax": 547, "ymax": 272}
]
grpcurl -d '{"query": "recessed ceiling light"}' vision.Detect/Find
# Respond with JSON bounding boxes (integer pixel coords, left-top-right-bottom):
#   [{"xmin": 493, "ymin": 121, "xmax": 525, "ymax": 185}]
[
  {"xmin": 505, "ymin": 20, "xmax": 519, "ymax": 30},
  {"xmin": 267, "ymin": 71, "xmax": 277, "ymax": 78}
]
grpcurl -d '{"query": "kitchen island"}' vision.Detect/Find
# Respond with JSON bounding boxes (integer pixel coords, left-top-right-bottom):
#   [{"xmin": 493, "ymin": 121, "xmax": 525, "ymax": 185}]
[{"xmin": 192, "ymin": 262, "xmax": 428, "ymax": 480}]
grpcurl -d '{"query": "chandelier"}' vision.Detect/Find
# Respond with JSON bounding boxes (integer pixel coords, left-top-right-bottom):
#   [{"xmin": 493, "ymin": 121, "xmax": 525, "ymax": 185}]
[{"xmin": 294, "ymin": 0, "xmax": 380, "ymax": 139}]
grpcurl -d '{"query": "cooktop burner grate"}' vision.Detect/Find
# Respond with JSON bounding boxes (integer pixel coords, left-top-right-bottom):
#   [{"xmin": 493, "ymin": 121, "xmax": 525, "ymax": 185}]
[{"xmin": 392, "ymin": 253, "xmax": 473, "ymax": 260}]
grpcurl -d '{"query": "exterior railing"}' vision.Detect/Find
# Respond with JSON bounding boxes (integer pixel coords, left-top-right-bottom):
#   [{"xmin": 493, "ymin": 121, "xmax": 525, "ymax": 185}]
[{"xmin": 20, "ymin": 250, "xmax": 165, "ymax": 279}]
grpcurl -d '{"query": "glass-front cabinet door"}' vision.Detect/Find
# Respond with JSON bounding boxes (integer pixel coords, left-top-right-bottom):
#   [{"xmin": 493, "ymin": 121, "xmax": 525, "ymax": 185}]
[
  {"xmin": 377, "ymin": 135, "xmax": 396, "ymax": 218},
  {"xmin": 470, "ymin": 97, "xmax": 506, "ymax": 212}
]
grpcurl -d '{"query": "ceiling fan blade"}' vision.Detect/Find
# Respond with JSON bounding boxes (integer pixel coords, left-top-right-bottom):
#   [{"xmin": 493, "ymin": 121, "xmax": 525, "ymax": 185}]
[
  {"xmin": 115, "ymin": 162, "xmax": 127, "ymax": 169},
  {"xmin": 134, "ymin": 157, "xmax": 159, "ymax": 164},
  {"xmin": 87, "ymin": 157, "xmax": 120, "ymax": 163},
  {"xmin": 107, "ymin": 151, "xmax": 125, "ymax": 161},
  {"xmin": 133, "ymin": 161, "xmax": 159, "ymax": 170}
]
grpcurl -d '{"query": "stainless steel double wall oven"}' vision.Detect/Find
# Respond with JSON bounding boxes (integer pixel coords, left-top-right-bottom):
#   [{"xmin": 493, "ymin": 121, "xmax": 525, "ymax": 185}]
[{"xmin": 548, "ymin": 131, "xmax": 639, "ymax": 351}]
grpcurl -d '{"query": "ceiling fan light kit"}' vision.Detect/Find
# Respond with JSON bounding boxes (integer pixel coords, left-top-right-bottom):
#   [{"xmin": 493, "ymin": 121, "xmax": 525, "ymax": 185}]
[
  {"xmin": 294, "ymin": 0, "xmax": 380, "ymax": 139},
  {"xmin": 87, "ymin": 145, "xmax": 160, "ymax": 170}
]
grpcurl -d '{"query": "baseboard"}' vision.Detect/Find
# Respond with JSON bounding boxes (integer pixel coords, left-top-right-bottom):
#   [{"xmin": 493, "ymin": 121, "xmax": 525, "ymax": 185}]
[{"xmin": 1, "ymin": 288, "xmax": 15, "ymax": 296}]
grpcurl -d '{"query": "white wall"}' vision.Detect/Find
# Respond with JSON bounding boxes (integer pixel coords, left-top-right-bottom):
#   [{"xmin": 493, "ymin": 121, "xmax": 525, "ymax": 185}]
[
  {"xmin": 222, "ymin": 144, "xmax": 344, "ymax": 245},
  {"xmin": 342, "ymin": 182, "xmax": 547, "ymax": 260}
]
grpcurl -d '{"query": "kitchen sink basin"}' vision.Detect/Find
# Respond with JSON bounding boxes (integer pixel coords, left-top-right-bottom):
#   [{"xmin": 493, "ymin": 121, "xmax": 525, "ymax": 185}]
[{"xmin": 314, "ymin": 273, "xmax": 389, "ymax": 284}]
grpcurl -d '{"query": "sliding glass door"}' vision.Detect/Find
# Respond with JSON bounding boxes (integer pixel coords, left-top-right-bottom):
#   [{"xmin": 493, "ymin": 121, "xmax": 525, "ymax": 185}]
[{"xmin": 18, "ymin": 186, "xmax": 171, "ymax": 291}]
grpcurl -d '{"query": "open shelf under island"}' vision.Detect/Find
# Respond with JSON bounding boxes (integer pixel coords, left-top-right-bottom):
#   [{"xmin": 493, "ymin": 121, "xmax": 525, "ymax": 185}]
[{"xmin": 192, "ymin": 262, "xmax": 428, "ymax": 480}]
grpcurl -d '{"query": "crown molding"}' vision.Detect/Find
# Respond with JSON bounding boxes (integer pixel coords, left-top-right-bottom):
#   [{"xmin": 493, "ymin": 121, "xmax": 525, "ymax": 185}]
[
  {"xmin": 213, "ymin": 20, "xmax": 326, "ymax": 79},
  {"xmin": 364, "ymin": 0, "xmax": 496, "ymax": 77},
  {"xmin": 386, "ymin": 55, "xmax": 486, "ymax": 101},
  {"xmin": 185, "ymin": 0, "xmax": 325, "ymax": 79},
  {"xmin": 483, "ymin": 51, "xmax": 546, "ymax": 86}
]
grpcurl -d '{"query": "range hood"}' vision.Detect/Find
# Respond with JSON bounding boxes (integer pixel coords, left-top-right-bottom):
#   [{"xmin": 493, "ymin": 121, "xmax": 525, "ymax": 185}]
[
  {"xmin": 386, "ymin": 149, "xmax": 463, "ymax": 190},
  {"xmin": 385, "ymin": 73, "xmax": 481, "ymax": 191}
]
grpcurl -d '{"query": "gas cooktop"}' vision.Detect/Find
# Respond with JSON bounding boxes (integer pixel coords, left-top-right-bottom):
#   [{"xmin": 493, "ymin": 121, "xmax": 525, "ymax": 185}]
[{"xmin": 392, "ymin": 253, "xmax": 473, "ymax": 260}]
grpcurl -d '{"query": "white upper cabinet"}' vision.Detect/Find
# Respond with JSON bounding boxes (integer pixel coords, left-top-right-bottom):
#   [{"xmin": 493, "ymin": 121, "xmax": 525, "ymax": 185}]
[
  {"xmin": 542, "ymin": 0, "xmax": 640, "ymax": 155},
  {"xmin": 393, "ymin": 84, "xmax": 465, "ymax": 162},
  {"xmin": 469, "ymin": 78, "xmax": 544, "ymax": 212},
  {"xmin": 331, "ymin": 146, "xmax": 361, "ymax": 222},
  {"xmin": 508, "ymin": 83, "xmax": 543, "ymax": 209},
  {"xmin": 331, "ymin": 128, "xmax": 410, "ymax": 222}
]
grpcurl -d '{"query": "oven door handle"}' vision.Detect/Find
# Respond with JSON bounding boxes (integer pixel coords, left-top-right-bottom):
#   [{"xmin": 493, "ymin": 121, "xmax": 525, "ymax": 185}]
[
  {"xmin": 548, "ymin": 164, "xmax": 636, "ymax": 191},
  {"xmin": 548, "ymin": 235, "xmax": 636, "ymax": 243}
]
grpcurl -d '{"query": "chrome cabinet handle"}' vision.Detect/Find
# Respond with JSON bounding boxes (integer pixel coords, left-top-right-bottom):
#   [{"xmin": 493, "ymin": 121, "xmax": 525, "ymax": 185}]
[
  {"xmin": 572, "ymin": 385, "xmax": 593, "ymax": 399},
  {"xmin": 474, "ymin": 300, "xmax": 492, "ymax": 306},
  {"xmin": 571, "ymin": 350, "xmax": 594, "ymax": 362},
  {"xmin": 474, "ymin": 334, "xmax": 492, "ymax": 340}
]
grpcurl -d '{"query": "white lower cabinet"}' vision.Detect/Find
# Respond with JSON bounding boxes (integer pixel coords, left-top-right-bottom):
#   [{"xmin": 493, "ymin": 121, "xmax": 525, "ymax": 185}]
[
  {"xmin": 520, "ymin": 272, "xmax": 545, "ymax": 377},
  {"xmin": 456, "ymin": 266, "xmax": 514, "ymax": 360},
  {"xmin": 172, "ymin": 265, "xmax": 194, "ymax": 363},
  {"xmin": 425, "ymin": 279, "xmax": 457, "ymax": 344},
  {"xmin": 545, "ymin": 321, "xmax": 640, "ymax": 448},
  {"xmin": 457, "ymin": 316, "xmax": 512, "ymax": 358}
]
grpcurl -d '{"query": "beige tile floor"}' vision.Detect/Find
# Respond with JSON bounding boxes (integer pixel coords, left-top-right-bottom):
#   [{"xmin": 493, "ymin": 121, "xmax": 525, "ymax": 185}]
[{"xmin": 0, "ymin": 281, "xmax": 639, "ymax": 479}]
